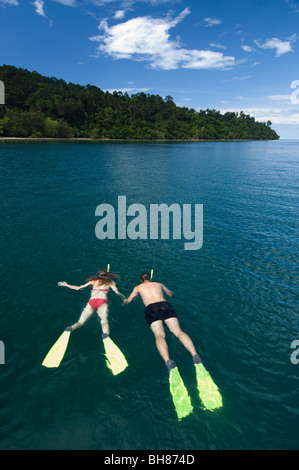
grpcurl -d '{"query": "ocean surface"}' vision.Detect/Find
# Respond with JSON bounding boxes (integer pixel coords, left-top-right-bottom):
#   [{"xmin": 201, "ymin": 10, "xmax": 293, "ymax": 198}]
[{"xmin": 0, "ymin": 140, "xmax": 298, "ymax": 450}]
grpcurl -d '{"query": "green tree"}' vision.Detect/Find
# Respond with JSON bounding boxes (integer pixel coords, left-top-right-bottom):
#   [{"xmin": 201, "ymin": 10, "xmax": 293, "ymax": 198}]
[{"xmin": 0, "ymin": 64, "xmax": 280, "ymax": 141}]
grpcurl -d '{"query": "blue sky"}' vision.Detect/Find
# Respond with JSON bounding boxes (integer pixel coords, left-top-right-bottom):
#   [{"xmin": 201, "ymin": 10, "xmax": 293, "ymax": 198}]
[{"xmin": 0, "ymin": 0, "xmax": 298, "ymax": 138}]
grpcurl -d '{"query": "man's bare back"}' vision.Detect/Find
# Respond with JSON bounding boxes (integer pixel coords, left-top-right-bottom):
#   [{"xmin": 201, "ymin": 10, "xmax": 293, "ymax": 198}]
[{"xmin": 124, "ymin": 281, "xmax": 173, "ymax": 307}]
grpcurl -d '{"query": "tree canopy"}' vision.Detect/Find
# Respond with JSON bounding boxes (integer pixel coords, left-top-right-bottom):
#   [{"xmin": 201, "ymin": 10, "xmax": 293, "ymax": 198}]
[{"xmin": 0, "ymin": 65, "xmax": 279, "ymax": 141}]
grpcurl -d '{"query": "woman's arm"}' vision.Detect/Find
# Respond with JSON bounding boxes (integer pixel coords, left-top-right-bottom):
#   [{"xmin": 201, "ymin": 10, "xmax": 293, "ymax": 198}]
[
  {"xmin": 58, "ymin": 281, "xmax": 93, "ymax": 291},
  {"xmin": 110, "ymin": 281, "xmax": 126, "ymax": 300}
]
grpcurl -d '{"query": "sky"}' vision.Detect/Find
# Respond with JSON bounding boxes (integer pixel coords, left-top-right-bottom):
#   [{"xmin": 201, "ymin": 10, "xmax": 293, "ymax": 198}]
[{"xmin": 0, "ymin": 0, "xmax": 299, "ymax": 138}]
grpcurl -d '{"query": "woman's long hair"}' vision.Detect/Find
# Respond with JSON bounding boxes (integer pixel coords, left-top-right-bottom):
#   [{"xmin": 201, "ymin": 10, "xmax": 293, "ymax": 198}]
[{"xmin": 85, "ymin": 269, "xmax": 118, "ymax": 286}]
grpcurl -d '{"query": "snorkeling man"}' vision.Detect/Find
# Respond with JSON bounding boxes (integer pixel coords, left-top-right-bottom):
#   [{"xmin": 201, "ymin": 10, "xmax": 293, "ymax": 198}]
[{"xmin": 124, "ymin": 272, "xmax": 202, "ymax": 371}]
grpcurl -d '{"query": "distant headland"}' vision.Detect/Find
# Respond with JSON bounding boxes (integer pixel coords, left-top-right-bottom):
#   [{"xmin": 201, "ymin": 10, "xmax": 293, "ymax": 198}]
[{"xmin": 0, "ymin": 65, "xmax": 279, "ymax": 141}]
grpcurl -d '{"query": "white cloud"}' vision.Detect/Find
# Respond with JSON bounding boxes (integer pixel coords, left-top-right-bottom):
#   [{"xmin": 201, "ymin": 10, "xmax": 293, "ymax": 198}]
[
  {"xmin": 0, "ymin": 0, "xmax": 19, "ymax": 5},
  {"xmin": 262, "ymin": 94, "xmax": 292, "ymax": 102},
  {"xmin": 90, "ymin": 9, "xmax": 236, "ymax": 70},
  {"xmin": 204, "ymin": 17, "xmax": 222, "ymax": 27},
  {"xmin": 104, "ymin": 87, "xmax": 150, "ymax": 93},
  {"xmin": 114, "ymin": 9, "xmax": 126, "ymax": 20},
  {"xmin": 88, "ymin": 0, "xmax": 179, "ymax": 5},
  {"xmin": 51, "ymin": 0, "xmax": 76, "ymax": 6},
  {"xmin": 222, "ymin": 75, "xmax": 251, "ymax": 83},
  {"xmin": 182, "ymin": 50, "xmax": 235, "ymax": 70},
  {"xmin": 219, "ymin": 106, "xmax": 299, "ymax": 125},
  {"xmin": 210, "ymin": 43, "xmax": 226, "ymax": 50},
  {"xmin": 285, "ymin": 0, "xmax": 299, "ymax": 13},
  {"xmin": 32, "ymin": 0, "xmax": 47, "ymax": 17},
  {"xmin": 287, "ymin": 33, "xmax": 297, "ymax": 41},
  {"xmin": 130, "ymin": 0, "xmax": 180, "ymax": 4},
  {"xmin": 242, "ymin": 45, "xmax": 255, "ymax": 52},
  {"xmin": 254, "ymin": 37, "xmax": 294, "ymax": 56}
]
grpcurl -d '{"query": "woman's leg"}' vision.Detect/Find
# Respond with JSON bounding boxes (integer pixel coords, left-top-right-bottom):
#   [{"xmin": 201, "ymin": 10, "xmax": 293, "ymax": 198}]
[
  {"xmin": 97, "ymin": 303, "xmax": 110, "ymax": 336},
  {"xmin": 70, "ymin": 303, "xmax": 94, "ymax": 331}
]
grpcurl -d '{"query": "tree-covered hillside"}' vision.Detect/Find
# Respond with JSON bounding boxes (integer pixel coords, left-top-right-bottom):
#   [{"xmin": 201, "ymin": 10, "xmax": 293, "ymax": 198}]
[{"xmin": 0, "ymin": 65, "xmax": 279, "ymax": 140}]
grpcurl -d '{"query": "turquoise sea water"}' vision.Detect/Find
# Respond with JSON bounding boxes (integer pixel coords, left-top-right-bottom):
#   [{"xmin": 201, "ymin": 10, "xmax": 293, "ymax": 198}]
[{"xmin": 0, "ymin": 140, "xmax": 298, "ymax": 450}]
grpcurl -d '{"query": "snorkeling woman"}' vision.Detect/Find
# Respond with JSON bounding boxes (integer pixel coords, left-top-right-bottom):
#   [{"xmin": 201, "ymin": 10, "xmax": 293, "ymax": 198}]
[{"xmin": 58, "ymin": 269, "xmax": 124, "ymax": 338}]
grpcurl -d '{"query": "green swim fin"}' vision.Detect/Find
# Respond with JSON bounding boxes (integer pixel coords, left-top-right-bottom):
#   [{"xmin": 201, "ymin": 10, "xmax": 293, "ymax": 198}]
[
  {"xmin": 169, "ymin": 367, "xmax": 193, "ymax": 420},
  {"xmin": 103, "ymin": 336, "xmax": 128, "ymax": 375},
  {"xmin": 195, "ymin": 363, "xmax": 223, "ymax": 411},
  {"xmin": 42, "ymin": 330, "xmax": 71, "ymax": 368}
]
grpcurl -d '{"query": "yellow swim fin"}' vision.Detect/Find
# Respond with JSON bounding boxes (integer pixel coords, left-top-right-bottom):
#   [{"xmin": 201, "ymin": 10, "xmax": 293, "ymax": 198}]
[
  {"xmin": 103, "ymin": 336, "xmax": 128, "ymax": 375},
  {"xmin": 42, "ymin": 330, "xmax": 71, "ymax": 368},
  {"xmin": 195, "ymin": 363, "xmax": 223, "ymax": 411},
  {"xmin": 169, "ymin": 366, "xmax": 193, "ymax": 420}
]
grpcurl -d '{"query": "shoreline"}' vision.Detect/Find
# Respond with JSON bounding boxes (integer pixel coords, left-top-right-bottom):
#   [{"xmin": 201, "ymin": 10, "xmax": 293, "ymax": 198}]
[{"xmin": 0, "ymin": 137, "xmax": 280, "ymax": 143}]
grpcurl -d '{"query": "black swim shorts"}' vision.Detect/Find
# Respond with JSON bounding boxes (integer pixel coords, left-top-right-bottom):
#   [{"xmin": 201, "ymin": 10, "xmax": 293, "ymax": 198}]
[{"xmin": 145, "ymin": 301, "xmax": 178, "ymax": 326}]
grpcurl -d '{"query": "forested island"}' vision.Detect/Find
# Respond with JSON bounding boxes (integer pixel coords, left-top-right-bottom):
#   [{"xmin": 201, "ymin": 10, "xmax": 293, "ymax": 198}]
[{"xmin": 0, "ymin": 65, "xmax": 279, "ymax": 140}]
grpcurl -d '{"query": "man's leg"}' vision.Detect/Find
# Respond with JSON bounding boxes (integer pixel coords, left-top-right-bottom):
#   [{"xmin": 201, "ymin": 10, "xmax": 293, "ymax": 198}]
[
  {"xmin": 150, "ymin": 320, "xmax": 171, "ymax": 364},
  {"xmin": 165, "ymin": 317, "xmax": 201, "ymax": 362}
]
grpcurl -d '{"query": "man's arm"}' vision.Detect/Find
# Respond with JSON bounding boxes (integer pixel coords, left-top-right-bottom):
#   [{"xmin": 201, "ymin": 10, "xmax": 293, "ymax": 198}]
[
  {"xmin": 124, "ymin": 286, "xmax": 139, "ymax": 304},
  {"xmin": 161, "ymin": 284, "xmax": 174, "ymax": 297}
]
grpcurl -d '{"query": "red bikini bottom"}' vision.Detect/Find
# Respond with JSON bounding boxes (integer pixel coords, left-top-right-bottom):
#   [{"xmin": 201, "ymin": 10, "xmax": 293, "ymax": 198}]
[{"xmin": 88, "ymin": 298, "xmax": 108, "ymax": 310}]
